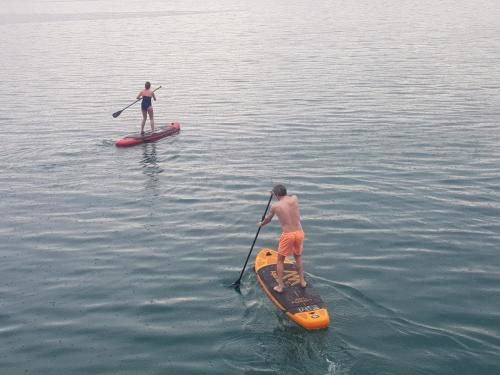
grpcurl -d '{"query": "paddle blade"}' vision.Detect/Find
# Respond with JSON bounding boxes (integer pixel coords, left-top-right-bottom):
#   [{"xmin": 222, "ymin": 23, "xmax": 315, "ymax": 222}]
[
  {"xmin": 112, "ymin": 110, "xmax": 122, "ymax": 118},
  {"xmin": 230, "ymin": 279, "xmax": 241, "ymax": 288},
  {"xmin": 230, "ymin": 281, "xmax": 242, "ymax": 293}
]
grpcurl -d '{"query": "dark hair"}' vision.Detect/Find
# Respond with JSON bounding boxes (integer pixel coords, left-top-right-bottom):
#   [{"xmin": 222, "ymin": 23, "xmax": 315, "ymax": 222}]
[
  {"xmin": 145, "ymin": 81, "xmax": 151, "ymax": 89},
  {"xmin": 272, "ymin": 184, "xmax": 287, "ymax": 197}
]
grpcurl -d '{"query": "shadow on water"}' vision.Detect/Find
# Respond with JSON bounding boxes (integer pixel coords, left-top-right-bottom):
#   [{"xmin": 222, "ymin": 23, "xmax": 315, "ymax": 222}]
[
  {"xmin": 220, "ymin": 271, "xmax": 351, "ymax": 375},
  {"xmin": 263, "ymin": 322, "xmax": 347, "ymax": 375},
  {"xmin": 218, "ymin": 312, "xmax": 347, "ymax": 375}
]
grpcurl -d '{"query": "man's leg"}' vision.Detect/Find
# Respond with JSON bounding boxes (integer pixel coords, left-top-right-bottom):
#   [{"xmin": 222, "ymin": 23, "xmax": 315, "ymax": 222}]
[
  {"xmin": 294, "ymin": 254, "xmax": 307, "ymax": 288},
  {"xmin": 273, "ymin": 254, "xmax": 286, "ymax": 293}
]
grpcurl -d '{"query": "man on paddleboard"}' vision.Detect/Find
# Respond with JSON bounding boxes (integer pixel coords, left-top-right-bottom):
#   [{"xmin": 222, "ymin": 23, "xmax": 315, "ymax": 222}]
[
  {"xmin": 137, "ymin": 81, "xmax": 157, "ymax": 134},
  {"xmin": 260, "ymin": 184, "xmax": 306, "ymax": 293}
]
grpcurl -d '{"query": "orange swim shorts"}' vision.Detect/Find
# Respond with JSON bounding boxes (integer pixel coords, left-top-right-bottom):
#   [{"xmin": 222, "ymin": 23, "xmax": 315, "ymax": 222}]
[{"xmin": 277, "ymin": 230, "xmax": 305, "ymax": 257}]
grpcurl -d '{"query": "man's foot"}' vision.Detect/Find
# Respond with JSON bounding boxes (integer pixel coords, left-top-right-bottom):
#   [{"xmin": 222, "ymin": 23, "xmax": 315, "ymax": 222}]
[
  {"xmin": 273, "ymin": 285, "xmax": 284, "ymax": 293},
  {"xmin": 300, "ymin": 282, "xmax": 307, "ymax": 288}
]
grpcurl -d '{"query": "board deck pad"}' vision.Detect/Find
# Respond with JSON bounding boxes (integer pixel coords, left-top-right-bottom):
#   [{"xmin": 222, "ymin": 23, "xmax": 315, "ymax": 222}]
[
  {"xmin": 257, "ymin": 263, "xmax": 326, "ymax": 314},
  {"xmin": 255, "ymin": 248, "xmax": 330, "ymax": 330}
]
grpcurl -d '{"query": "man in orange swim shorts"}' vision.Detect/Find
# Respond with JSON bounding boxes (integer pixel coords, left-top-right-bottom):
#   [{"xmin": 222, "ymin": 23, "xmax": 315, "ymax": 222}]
[{"xmin": 260, "ymin": 184, "xmax": 306, "ymax": 293}]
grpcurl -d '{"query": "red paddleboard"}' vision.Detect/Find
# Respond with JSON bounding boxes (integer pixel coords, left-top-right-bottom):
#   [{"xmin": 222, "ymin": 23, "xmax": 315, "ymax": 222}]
[{"xmin": 115, "ymin": 123, "xmax": 180, "ymax": 147}]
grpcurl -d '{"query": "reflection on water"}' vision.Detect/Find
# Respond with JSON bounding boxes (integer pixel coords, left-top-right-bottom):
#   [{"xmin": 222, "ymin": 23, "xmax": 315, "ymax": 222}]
[{"xmin": 140, "ymin": 143, "xmax": 162, "ymax": 197}]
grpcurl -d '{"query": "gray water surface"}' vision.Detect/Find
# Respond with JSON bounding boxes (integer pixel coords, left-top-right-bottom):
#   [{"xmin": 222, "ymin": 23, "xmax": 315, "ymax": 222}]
[{"xmin": 1, "ymin": 0, "xmax": 500, "ymax": 374}]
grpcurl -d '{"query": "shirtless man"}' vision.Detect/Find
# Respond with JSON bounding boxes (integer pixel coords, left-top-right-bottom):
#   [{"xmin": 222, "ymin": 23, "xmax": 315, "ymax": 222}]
[{"xmin": 260, "ymin": 184, "xmax": 306, "ymax": 293}]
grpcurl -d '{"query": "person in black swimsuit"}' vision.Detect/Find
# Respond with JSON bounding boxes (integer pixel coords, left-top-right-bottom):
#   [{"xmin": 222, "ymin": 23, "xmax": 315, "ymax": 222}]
[{"xmin": 137, "ymin": 81, "xmax": 157, "ymax": 134}]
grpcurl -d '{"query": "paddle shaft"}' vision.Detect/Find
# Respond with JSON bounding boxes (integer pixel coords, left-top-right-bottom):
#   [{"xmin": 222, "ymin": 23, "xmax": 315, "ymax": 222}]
[
  {"xmin": 232, "ymin": 193, "xmax": 273, "ymax": 286},
  {"xmin": 112, "ymin": 86, "xmax": 162, "ymax": 118}
]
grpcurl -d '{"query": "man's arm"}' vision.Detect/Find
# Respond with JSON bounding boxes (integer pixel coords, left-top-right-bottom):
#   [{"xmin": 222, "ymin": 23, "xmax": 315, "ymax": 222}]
[{"xmin": 260, "ymin": 206, "xmax": 275, "ymax": 227}]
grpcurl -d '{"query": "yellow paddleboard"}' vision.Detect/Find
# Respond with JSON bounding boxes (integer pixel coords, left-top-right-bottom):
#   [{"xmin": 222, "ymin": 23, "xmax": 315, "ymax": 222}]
[{"xmin": 254, "ymin": 248, "xmax": 330, "ymax": 330}]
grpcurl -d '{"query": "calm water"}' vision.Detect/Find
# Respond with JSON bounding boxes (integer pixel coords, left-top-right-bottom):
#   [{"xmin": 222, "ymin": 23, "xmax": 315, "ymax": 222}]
[{"xmin": 1, "ymin": 0, "xmax": 500, "ymax": 374}]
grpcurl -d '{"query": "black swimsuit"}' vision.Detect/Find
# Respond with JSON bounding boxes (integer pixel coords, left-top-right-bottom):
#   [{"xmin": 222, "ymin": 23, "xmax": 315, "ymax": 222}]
[{"xmin": 141, "ymin": 95, "xmax": 152, "ymax": 111}]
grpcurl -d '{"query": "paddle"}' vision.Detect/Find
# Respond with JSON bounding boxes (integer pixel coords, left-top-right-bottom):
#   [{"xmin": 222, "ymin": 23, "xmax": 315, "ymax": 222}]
[
  {"xmin": 231, "ymin": 192, "xmax": 273, "ymax": 288},
  {"xmin": 112, "ymin": 86, "xmax": 162, "ymax": 118}
]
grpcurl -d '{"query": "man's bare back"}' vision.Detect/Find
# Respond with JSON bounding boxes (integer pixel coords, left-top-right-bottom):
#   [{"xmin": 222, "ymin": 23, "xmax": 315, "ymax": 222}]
[{"xmin": 270, "ymin": 195, "xmax": 303, "ymax": 233}]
